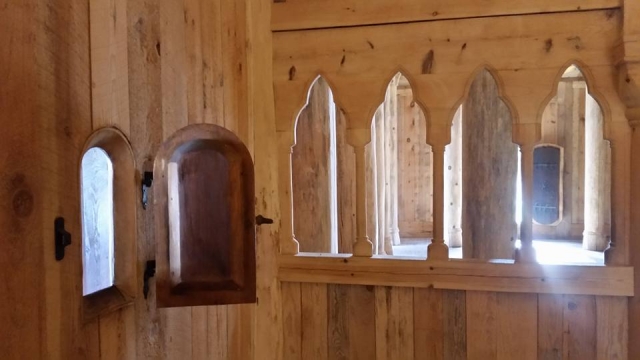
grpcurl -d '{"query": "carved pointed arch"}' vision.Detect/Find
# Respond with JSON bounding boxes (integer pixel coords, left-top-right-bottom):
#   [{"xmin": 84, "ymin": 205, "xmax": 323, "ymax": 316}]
[
  {"xmin": 292, "ymin": 74, "xmax": 339, "ymax": 146},
  {"xmin": 539, "ymin": 60, "xmax": 612, "ymax": 128},
  {"xmin": 451, "ymin": 65, "xmax": 519, "ymax": 126},
  {"xmin": 372, "ymin": 68, "xmax": 430, "ymax": 128}
]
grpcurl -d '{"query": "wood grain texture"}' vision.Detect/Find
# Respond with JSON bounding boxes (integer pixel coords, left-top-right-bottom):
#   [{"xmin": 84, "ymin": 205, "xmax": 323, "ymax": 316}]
[
  {"xmin": 496, "ymin": 293, "xmax": 537, "ymax": 360},
  {"xmin": 100, "ymin": 306, "xmax": 136, "ymax": 360},
  {"xmin": 278, "ymin": 255, "xmax": 634, "ymax": 296},
  {"xmin": 414, "ymin": 288, "xmax": 444, "ymax": 360},
  {"xmin": 336, "ymin": 109, "xmax": 356, "ymax": 254},
  {"xmin": 282, "ymin": 282, "xmax": 302, "ymax": 360},
  {"xmin": 292, "ymin": 78, "xmax": 334, "ymax": 253},
  {"xmin": 397, "ymin": 88, "xmax": 433, "ymax": 239},
  {"xmin": 538, "ymin": 294, "xmax": 564, "ymax": 360},
  {"xmin": 596, "ymin": 296, "xmax": 628, "ymax": 360},
  {"xmin": 271, "ymin": 0, "xmax": 620, "ymax": 31},
  {"xmin": 0, "ymin": 4, "xmax": 45, "ymax": 352},
  {"xmin": 375, "ymin": 287, "xmax": 414, "ymax": 359},
  {"xmin": 301, "ymin": 283, "xmax": 328, "ymax": 360},
  {"xmin": 328, "ymin": 284, "xmax": 350, "ymax": 360},
  {"xmin": 443, "ymin": 290, "xmax": 467, "ymax": 360},
  {"xmin": 462, "ymin": 70, "xmax": 517, "ymax": 260},
  {"xmin": 347, "ymin": 285, "xmax": 376, "ymax": 360},
  {"xmin": 563, "ymin": 295, "xmax": 597, "ymax": 360},
  {"xmin": 534, "ymin": 79, "xmax": 586, "ymax": 240},
  {"xmin": 466, "ymin": 291, "xmax": 498, "ymax": 360},
  {"xmin": 154, "ymin": 124, "xmax": 256, "ymax": 307}
]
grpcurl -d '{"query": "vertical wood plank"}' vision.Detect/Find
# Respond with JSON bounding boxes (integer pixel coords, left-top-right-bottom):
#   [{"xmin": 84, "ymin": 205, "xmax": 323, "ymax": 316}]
[
  {"xmin": 336, "ymin": 109, "xmax": 356, "ymax": 254},
  {"xmin": 201, "ymin": 0, "xmax": 225, "ymax": 126},
  {"xmin": 81, "ymin": 319, "xmax": 102, "ymax": 359},
  {"xmin": 127, "ymin": 0, "xmax": 165, "ymax": 357},
  {"xmin": 538, "ymin": 294, "xmax": 564, "ymax": 360},
  {"xmin": 208, "ymin": 306, "xmax": 228, "ymax": 360},
  {"xmin": 228, "ymin": 304, "xmax": 255, "ymax": 360},
  {"xmin": 414, "ymin": 288, "xmax": 444, "ymax": 360},
  {"xmin": 249, "ymin": 0, "xmax": 284, "ymax": 357},
  {"xmin": 99, "ymin": 306, "xmax": 136, "ymax": 360},
  {"xmin": 184, "ymin": 0, "xmax": 204, "ymax": 125},
  {"xmin": 443, "ymin": 290, "xmax": 466, "ymax": 360},
  {"xmin": 349, "ymin": 286, "xmax": 376, "ymax": 360},
  {"xmin": 563, "ymin": 295, "xmax": 596, "ymax": 360},
  {"xmin": 466, "ymin": 291, "xmax": 497, "ymax": 360},
  {"xmin": 328, "ymin": 284, "xmax": 350, "ymax": 360},
  {"xmin": 161, "ymin": 308, "xmax": 193, "ymax": 359},
  {"xmin": 159, "ymin": 0, "xmax": 192, "ymax": 356},
  {"xmin": 90, "ymin": 0, "xmax": 131, "ymax": 132},
  {"xmin": 282, "ymin": 282, "xmax": 302, "ymax": 360},
  {"xmin": 596, "ymin": 296, "xmax": 628, "ymax": 360},
  {"xmin": 301, "ymin": 283, "xmax": 328, "ymax": 360},
  {"xmin": 496, "ymin": 293, "xmax": 537, "ymax": 360},
  {"xmin": 0, "ymin": 1, "xmax": 43, "ymax": 354},
  {"xmin": 192, "ymin": 306, "xmax": 208, "ymax": 360},
  {"xmin": 375, "ymin": 286, "xmax": 414, "ymax": 360},
  {"xmin": 221, "ymin": 0, "xmax": 248, "ymax": 138}
]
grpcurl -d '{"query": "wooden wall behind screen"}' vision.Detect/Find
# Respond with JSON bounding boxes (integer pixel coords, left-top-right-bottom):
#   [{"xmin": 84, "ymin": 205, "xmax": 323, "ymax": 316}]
[
  {"xmin": 282, "ymin": 282, "xmax": 628, "ymax": 360},
  {"xmin": 397, "ymin": 87, "xmax": 434, "ymax": 239},
  {"xmin": 534, "ymin": 80, "xmax": 586, "ymax": 240}
]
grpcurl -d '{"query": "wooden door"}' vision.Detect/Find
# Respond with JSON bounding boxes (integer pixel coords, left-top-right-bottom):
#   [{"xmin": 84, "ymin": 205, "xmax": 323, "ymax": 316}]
[
  {"xmin": 533, "ymin": 145, "xmax": 563, "ymax": 226},
  {"xmin": 0, "ymin": 0, "xmax": 93, "ymax": 358}
]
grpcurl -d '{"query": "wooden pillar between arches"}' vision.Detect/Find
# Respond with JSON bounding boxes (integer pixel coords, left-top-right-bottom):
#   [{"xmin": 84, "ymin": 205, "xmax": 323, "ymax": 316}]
[
  {"xmin": 444, "ymin": 107, "xmax": 463, "ymax": 248},
  {"xmin": 583, "ymin": 93, "xmax": 611, "ymax": 251}
]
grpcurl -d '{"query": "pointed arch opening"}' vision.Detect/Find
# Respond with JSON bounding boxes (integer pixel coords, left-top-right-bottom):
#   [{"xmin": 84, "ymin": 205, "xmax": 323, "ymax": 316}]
[
  {"xmin": 291, "ymin": 76, "xmax": 340, "ymax": 253},
  {"xmin": 364, "ymin": 72, "xmax": 433, "ymax": 257},
  {"xmin": 532, "ymin": 64, "xmax": 609, "ymax": 265}
]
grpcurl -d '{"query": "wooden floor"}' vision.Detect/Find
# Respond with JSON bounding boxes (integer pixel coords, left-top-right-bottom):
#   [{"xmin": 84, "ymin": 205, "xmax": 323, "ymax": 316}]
[{"xmin": 393, "ymin": 238, "xmax": 604, "ymax": 265}]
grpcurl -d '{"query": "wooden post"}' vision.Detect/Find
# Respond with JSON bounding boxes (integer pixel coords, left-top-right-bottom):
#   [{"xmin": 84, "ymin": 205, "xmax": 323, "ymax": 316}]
[
  {"xmin": 336, "ymin": 109, "xmax": 356, "ymax": 254},
  {"xmin": 374, "ymin": 109, "xmax": 388, "ymax": 254},
  {"xmin": 427, "ymin": 121, "xmax": 450, "ymax": 260},
  {"xmin": 462, "ymin": 70, "xmax": 519, "ymax": 260},
  {"xmin": 349, "ymin": 128, "xmax": 374, "ymax": 257},
  {"xmin": 385, "ymin": 76, "xmax": 401, "ymax": 249},
  {"xmin": 278, "ymin": 131, "xmax": 299, "ymax": 254},
  {"xmin": 444, "ymin": 107, "xmax": 463, "ymax": 248},
  {"xmin": 292, "ymin": 79, "xmax": 334, "ymax": 253},
  {"xmin": 583, "ymin": 94, "xmax": 611, "ymax": 251},
  {"xmin": 388, "ymin": 90, "xmax": 401, "ymax": 248},
  {"xmin": 513, "ymin": 127, "xmax": 538, "ymax": 263},
  {"xmin": 366, "ymin": 125, "xmax": 379, "ymax": 254}
]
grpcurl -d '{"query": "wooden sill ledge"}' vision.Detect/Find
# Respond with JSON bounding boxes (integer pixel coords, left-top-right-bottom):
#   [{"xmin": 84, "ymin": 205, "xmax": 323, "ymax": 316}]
[{"xmin": 278, "ymin": 253, "xmax": 634, "ymax": 296}]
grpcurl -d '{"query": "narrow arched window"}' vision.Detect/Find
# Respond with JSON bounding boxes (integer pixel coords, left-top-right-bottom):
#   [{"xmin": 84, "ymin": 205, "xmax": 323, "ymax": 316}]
[
  {"xmin": 79, "ymin": 128, "xmax": 136, "ymax": 320},
  {"xmin": 81, "ymin": 147, "xmax": 115, "ymax": 296}
]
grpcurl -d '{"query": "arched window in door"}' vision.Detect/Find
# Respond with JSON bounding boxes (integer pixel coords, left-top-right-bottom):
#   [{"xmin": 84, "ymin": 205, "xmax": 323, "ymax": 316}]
[{"xmin": 81, "ymin": 147, "xmax": 115, "ymax": 295}]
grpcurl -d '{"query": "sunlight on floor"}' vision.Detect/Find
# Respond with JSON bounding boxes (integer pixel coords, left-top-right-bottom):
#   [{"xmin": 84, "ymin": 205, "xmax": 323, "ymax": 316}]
[{"xmin": 392, "ymin": 238, "xmax": 604, "ymax": 265}]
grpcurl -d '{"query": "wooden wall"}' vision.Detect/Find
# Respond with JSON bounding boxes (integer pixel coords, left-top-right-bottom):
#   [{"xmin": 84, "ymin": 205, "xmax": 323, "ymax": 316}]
[
  {"xmin": 535, "ymin": 80, "xmax": 586, "ymax": 240},
  {"xmin": 282, "ymin": 282, "xmax": 628, "ymax": 360},
  {"xmin": 397, "ymin": 87, "xmax": 434, "ymax": 239}
]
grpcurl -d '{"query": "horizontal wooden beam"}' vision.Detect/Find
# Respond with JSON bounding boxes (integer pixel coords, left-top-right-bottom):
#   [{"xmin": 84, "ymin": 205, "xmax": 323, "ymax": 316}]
[
  {"xmin": 272, "ymin": 0, "xmax": 620, "ymax": 31},
  {"xmin": 278, "ymin": 253, "xmax": 634, "ymax": 296}
]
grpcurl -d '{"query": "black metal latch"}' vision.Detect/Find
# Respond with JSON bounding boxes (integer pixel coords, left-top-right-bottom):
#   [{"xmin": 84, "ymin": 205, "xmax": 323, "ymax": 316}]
[
  {"xmin": 143, "ymin": 260, "xmax": 156, "ymax": 299},
  {"xmin": 256, "ymin": 215, "xmax": 274, "ymax": 226},
  {"xmin": 141, "ymin": 171, "xmax": 153, "ymax": 209},
  {"xmin": 54, "ymin": 217, "xmax": 71, "ymax": 261}
]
